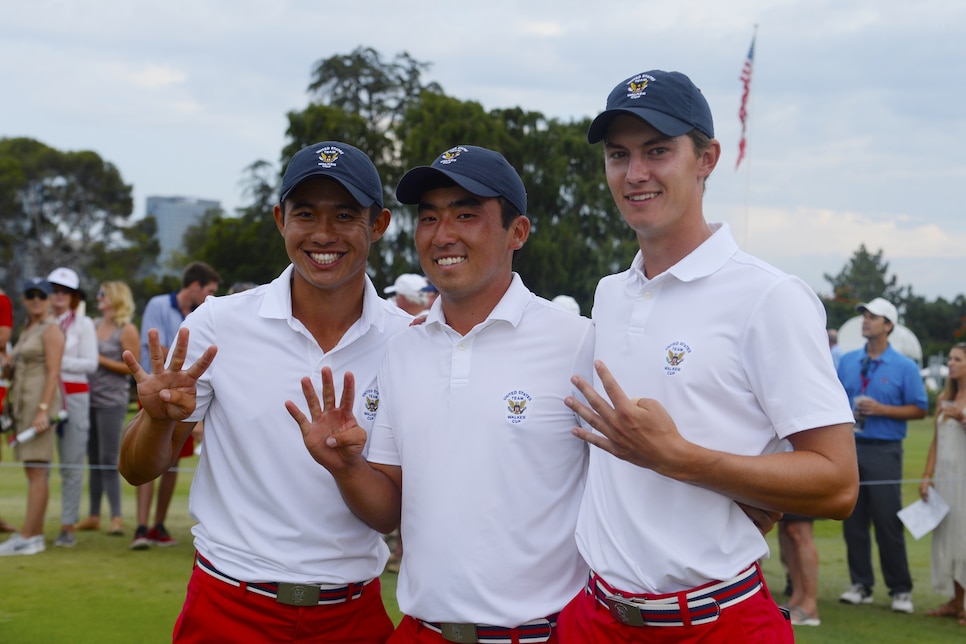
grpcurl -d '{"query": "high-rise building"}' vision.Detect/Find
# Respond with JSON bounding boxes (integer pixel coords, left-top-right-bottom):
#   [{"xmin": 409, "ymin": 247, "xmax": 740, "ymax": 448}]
[{"xmin": 146, "ymin": 196, "xmax": 220, "ymax": 274}]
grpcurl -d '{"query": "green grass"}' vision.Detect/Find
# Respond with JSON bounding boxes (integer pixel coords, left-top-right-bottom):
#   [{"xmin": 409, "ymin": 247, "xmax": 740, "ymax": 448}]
[{"xmin": 0, "ymin": 418, "xmax": 961, "ymax": 642}]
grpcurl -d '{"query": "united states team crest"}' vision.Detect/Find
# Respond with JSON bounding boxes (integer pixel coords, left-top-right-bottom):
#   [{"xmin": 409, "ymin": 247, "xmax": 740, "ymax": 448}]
[
  {"xmin": 503, "ymin": 390, "xmax": 532, "ymax": 425},
  {"xmin": 314, "ymin": 145, "xmax": 345, "ymax": 167},
  {"xmin": 438, "ymin": 146, "xmax": 468, "ymax": 165},
  {"xmin": 626, "ymin": 73, "xmax": 656, "ymax": 99},
  {"xmin": 664, "ymin": 341, "xmax": 691, "ymax": 376},
  {"xmin": 362, "ymin": 387, "xmax": 380, "ymax": 421}
]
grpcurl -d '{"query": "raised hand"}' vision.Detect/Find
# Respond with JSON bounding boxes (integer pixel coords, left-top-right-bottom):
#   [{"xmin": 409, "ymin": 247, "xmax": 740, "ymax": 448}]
[
  {"xmin": 566, "ymin": 359, "xmax": 691, "ymax": 476},
  {"xmin": 123, "ymin": 327, "xmax": 217, "ymax": 422},
  {"xmin": 286, "ymin": 366, "xmax": 369, "ymax": 474}
]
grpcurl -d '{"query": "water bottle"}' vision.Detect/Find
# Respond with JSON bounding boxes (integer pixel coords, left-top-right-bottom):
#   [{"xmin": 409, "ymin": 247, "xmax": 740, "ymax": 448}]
[{"xmin": 6, "ymin": 409, "xmax": 69, "ymax": 447}]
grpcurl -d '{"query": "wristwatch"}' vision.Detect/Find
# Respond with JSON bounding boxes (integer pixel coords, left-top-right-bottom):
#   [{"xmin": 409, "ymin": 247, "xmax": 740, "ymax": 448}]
[{"xmin": 38, "ymin": 402, "xmax": 49, "ymax": 411}]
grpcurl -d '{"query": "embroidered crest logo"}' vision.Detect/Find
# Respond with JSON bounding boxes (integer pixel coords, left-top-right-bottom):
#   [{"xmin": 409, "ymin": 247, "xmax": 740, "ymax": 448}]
[
  {"xmin": 362, "ymin": 387, "xmax": 379, "ymax": 421},
  {"xmin": 626, "ymin": 73, "xmax": 655, "ymax": 99},
  {"xmin": 664, "ymin": 341, "xmax": 692, "ymax": 376},
  {"xmin": 438, "ymin": 146, "xmax": 468, "ymax": 165},
  {"xmin": 315, "ymin": 145, "xmax": 344, "ymax": 167},
  {"xmin": 503, "ymin": 390, "xmax": 532, "ymax": 425}
]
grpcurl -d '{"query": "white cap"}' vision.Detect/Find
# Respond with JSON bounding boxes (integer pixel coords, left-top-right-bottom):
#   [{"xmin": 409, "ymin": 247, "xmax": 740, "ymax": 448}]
[
  {"xmin": 384, "ymin": 274, "xmax": 431, "ymax": 299},
  {"xmin": 551, "ymin": 295, "xmax": 581, "ymax": 315},
  {"xmin": 857, "ymin": 297, "xmax": 898, "ymax": 325},
  {"xmin": 47, "ymin": 267, "xmax": 80, "ymax": 291}
]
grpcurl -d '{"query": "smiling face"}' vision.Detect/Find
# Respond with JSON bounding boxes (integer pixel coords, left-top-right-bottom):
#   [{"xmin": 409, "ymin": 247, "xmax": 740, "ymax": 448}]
[
  {"xmin": 274, "ymin": 176, "xmax": 389, "ymax": 298},
  {"xmin": 603, "ymin": 115, "xmax": 718, "ymax": 243},
  {"xmin": 414, "ymin": 185, "xmax": 529, "ymax": 311}
]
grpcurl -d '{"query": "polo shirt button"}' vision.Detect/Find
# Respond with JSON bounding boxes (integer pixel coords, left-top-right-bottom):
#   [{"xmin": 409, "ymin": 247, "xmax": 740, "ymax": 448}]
[
  {"xmin": 457, "ymin": 344, "xmax": 465, "ymax": 350},
  {"xmin": 643, "ymin": 292, "xmax": 653, "ymax": 300}
]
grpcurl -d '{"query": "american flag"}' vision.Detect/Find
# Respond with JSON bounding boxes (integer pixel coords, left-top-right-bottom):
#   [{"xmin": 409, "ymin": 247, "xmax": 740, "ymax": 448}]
[{"xmin": 736, "ymin": 35, "xmax": 755, "ymax": 169}]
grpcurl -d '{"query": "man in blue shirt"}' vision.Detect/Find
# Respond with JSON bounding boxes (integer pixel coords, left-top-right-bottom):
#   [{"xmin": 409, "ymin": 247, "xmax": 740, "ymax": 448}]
[{"xmin": 836, "ymin": 297, "xmax": 927, "ymax": 614}]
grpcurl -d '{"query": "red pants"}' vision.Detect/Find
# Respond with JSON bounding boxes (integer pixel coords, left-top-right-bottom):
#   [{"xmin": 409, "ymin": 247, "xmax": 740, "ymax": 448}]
[
  {"xmin": 557, "ymin": 580, "xmax": 793, "ymax": 644},
  {"xmin": 173, "ymin": 564, "xmax": 394, "ymax": 643},
  {"xmin": 390, "ymin": 615, "xmax": 559, "ymax": 644}
]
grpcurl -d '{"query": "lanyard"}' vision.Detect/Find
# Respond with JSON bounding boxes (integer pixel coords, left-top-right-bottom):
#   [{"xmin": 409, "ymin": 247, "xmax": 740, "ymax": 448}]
[{"xmin": 860, "ymin": 357, "xmax": 881, "ymax": 394}]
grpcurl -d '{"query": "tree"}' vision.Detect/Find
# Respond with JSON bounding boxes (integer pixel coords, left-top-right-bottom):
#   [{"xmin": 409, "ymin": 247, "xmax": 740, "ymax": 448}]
[
  {"xmin": 822, "ymin": 245, "xmax": 904, "ymax": 329},
  {"xmin": 0, "ymin": 137, "xmax": 138, "ymax": 312}
]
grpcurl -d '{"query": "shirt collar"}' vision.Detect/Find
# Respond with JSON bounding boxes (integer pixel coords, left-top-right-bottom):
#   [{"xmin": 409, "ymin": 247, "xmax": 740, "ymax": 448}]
[
  {"xmin": 424, "ymin": 273, "xmax": 530, "ymax": 333},
  {"xmin": 260, "ymin": 264, "xmax": 387, "ymax": 334},
  {"xmin": 625, "ymin": 222, "xmax": 738, "ymax": 290}
]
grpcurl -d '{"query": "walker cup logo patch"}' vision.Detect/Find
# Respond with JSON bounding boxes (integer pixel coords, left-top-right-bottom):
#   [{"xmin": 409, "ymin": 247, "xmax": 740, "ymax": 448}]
[
  {"xmin": 626, "ymin": 74, "xmax": 656, "ymax": 99},
  {"xmin": 664, "ymin": 341, "xmax": 691, "ymax": 376},
  {"xmin": 315, "ymin": 145, "xmax": 344, "ymax": 167},
  {"xmin": 362, "ymin": 387, "xmax": 380, "ymax": 421},
  {"xmin": 504, "ymin": 390, "xmax": 532, "ymax": 425},
  {"xmin": 438, "ymin": 146, "xmax": 468, "ymax": 165}
]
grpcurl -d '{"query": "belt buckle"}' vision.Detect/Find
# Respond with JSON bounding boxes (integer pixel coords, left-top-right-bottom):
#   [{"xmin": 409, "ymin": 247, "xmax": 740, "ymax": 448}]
[
  {"xmin": 276, "ymin": 582, "xmax": 321, "ymax": 606},
  {"xmin": 440, "ymin": 622, "xmax": 479, "ymax": 643},
  {"xmin": 603, "ymin": 595, "xmax": 647, "ymax": 627}
]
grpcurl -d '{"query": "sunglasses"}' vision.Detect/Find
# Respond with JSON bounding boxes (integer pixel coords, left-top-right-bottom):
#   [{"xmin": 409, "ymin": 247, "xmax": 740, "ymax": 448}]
[{"xmin": 24, "ymin": 290, "xmax": 48, "ymax": 301}]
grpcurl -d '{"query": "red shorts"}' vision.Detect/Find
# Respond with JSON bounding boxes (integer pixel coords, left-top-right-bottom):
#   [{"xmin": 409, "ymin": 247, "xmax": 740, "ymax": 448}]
[
  {"xmin": 557, "ymin": 576, "xmax": 793, "ymax": 644},
  {"xmin": 178, "ymin": 435, "xmax": 195, "ymax": 459},
  {"xmin": 390, "ymin": 615, "xmax": 559, "ymax": 644},
  {"xmin": 173, "ymin": 560, "xmax": 394, "ymax": 643}
]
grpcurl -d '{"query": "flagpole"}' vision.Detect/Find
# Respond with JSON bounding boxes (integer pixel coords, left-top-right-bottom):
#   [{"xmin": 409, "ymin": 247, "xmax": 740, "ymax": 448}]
[{"xmin": 737, "ymin": 24, "xmax": 757, "ymax": 249}]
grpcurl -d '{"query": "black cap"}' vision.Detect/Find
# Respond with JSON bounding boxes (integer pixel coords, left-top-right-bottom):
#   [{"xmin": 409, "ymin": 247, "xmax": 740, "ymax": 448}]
[
  {"xmin": 279, "ymin": 142, "xmax": 383, "ymax": 208},
  {"xmin": 395, "ymin": 145, "xmax": 527, "ymax": 216}
]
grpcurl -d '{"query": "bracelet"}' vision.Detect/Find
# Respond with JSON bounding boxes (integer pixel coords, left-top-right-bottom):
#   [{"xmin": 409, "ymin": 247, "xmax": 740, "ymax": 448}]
[{"xmin": 38, "ymin": 402, "xmax": 49, "ymax": 411}]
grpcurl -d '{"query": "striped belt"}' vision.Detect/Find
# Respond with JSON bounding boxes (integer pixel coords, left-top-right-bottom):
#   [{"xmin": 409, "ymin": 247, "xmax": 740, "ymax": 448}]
[
  {"xmin": 195, "ymin": 553, "xmax": 373, "ymax": 607},
  {"xmin": 589, "ymin": 564, "xmax": 763, "ymax": 627},
  {"xmin": 418, "ymin": 613, "xmax": 559, "ymax": 643}
]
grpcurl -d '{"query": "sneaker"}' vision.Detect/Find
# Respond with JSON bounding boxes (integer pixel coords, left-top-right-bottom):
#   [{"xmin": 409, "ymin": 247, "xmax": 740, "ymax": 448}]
[
  {"xmin": 0, "ymin": 534, "xmax": 45, "ymax": 556},
  {"xmin": 149, "ymin": 524, "xmax": 177, "ymax": 547},
  {"xmin": 839, "ymin": 584, "xmax": 874, "ymax": 605},
  {"xmin": 130, "ymin": 525, "xmax": 151, "ymax": 550},
  {"xmin": 891, "ymin": 592, "xmax": 914, "ymax": 614},
  {"xmin": 54, "ymin": 530, "xmax": 76, "ymax": 548}
]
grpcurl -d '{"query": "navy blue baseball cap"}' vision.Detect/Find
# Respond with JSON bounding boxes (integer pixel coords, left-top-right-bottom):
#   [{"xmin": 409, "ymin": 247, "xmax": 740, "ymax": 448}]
[
  {"xmin": 587, "ymin": 70, "xmax": 715, "ymax": 143},
  {"xmin": 22, "ymin": 277, "xmax": 52, "ymax": 295},
  {"xmin": 395, "ymin": 145, "xmax": 527, "ymax": 216},
  {"xmin": 279, "ymin": 141, "xmax": 384, "ymax": 208}
]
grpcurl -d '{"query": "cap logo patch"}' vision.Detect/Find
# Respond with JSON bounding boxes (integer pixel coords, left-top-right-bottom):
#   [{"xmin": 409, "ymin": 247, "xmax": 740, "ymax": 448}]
[
  {"xmin": 315, "ymin": 145, "xmax": 345, "ymax": 167},
  {"xmin": 438, "ymin": 146, "xmax": 468, "ymax": 165},
  {"xmin": 362, "ymin": 387, "xmax": 380, "ymax": 421},
  {"xmin": 503, "ymin": 390, "xmax": 532, "ymax": 425},
  {"xmin": 664, "ymin": 341, "xmax": 691, "ymax": 376},
  {"xmin": 626, "ymin": 73, "xmax": 656, "ymax": 100}
]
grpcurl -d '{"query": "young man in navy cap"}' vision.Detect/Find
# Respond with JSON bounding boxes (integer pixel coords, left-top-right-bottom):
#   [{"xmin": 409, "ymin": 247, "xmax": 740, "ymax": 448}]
[
  {"xmin": 120, "ymin": 141, "xmax": 409, "ymax": 643},
  {"xmin": 288, "ymin": 145, "xmax": 595, "ymax": 643},
  {"xmin": 557, "ymin": 71, "xmax": 860, "ymax": 641}
]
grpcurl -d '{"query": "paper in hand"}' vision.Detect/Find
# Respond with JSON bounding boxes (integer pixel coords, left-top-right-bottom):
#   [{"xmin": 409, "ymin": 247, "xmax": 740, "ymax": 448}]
[{"xmin": 897, "ymin": 486, "xmax": 950, "ymax": 540}]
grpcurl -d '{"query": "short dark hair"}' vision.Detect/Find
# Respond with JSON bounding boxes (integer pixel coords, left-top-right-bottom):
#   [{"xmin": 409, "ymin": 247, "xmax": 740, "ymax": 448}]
[{"xmin": 183, "ymin": 261, "xmax": 220, "ymax": 288}]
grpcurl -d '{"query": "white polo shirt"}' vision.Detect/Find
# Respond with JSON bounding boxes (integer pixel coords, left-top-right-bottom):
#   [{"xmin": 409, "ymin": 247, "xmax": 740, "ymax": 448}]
[
  {"xmin": 368, "ymin": 274, "xmax": 595, "ymax": 627},
  {"xmin": 575, "ymin": 223, "xmax": 853, "ymax": 594},
  {"xmin": 180, "ymin": 265, "xmax": 412, "ymax": 584}
]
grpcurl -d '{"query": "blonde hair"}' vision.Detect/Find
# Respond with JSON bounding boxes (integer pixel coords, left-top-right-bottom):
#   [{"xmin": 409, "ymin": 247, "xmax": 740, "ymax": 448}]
[{"xmin": 100, "ymin": 281, "xmax": 135, "ymax": 326}]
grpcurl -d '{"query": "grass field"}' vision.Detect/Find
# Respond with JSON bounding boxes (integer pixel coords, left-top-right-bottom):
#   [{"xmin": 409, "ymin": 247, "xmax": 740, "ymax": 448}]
[{"xmin": 0, "ymin": 417, "xmax": 962, "ymax": 642}]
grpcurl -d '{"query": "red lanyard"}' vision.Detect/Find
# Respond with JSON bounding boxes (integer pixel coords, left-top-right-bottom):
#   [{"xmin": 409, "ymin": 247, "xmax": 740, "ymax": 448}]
[{"xmin": 860, "ymin": 357, "xmax": 881, "ymax": 394}]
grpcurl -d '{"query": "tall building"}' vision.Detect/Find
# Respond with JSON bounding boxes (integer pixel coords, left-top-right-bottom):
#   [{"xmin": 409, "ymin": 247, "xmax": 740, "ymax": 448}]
[{"xmin": 146, "ymin": 196, "xmax": 220, "ymax": 274}]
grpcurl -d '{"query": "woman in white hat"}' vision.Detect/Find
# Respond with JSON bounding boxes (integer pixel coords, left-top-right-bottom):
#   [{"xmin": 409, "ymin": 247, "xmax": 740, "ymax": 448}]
[{"xmin": 46, "ymin": 267, "xmax": 98, "ymax": 548}]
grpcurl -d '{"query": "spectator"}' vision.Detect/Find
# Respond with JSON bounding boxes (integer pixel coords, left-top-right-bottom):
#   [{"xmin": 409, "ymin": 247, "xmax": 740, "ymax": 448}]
[
  {"xmin": 384, "ymin": 273, "xmax": 436, "ymax": 316},
  {"xmin": 837, "ymin": 297, "xmax": 928, "ymax": 613},
  {"xmin": 131, "ymin": 261, "xmax": 219, "ymax": 550},
  {"xmin": 557, "ymin": 69, "xmax": 857, "ymax": 642},
  {"xmin": 920, "ymin": 342, "xmax": 966, "ymax": 623},
  {"xmin": 0, "ymin": 278, "xmax": 64, "ymax": 556},
  {"xmin": 0, "ymin": 288, "xmax": 15, "ymax": 534},
  {"xmin": 829, "ymin": 328, "xmax": 843, "ymax": 370},
  {"xmin": 119, "ymin": 141, "xmax": 406, "ymax": 642},
  {"xmin": 76, "ymin": 281, "xmax": 139, "ymax": 536},
  {"xmin": 47, "ymin": 267, "xmax": 98, "ymax": 548}
]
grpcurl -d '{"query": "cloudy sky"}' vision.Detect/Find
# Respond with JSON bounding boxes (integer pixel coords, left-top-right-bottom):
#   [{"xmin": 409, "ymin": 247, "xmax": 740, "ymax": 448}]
[{"xmin": 3, "ymin": 0, "xmax": 965, "ymax": 300}]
